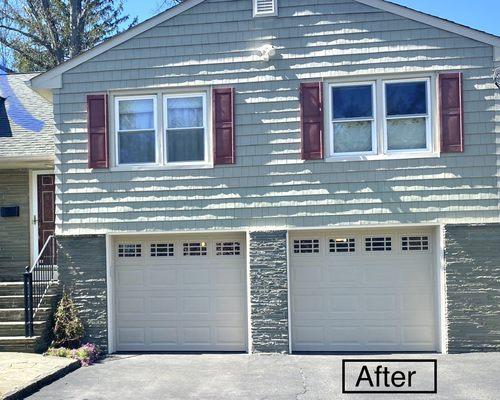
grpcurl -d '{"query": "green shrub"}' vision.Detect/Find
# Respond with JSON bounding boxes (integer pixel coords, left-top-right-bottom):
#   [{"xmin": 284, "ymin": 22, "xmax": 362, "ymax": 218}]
[{"xmin": 52, "ymin": 291, "xmax": 84, "ymax": 349}]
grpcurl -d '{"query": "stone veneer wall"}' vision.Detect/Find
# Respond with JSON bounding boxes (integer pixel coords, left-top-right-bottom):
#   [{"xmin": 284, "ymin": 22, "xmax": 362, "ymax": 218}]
[
  {"xmin": 445, "ymin": 224, "xmax": 500, "ymax": 353},
  {"xmin": 57, "ymin": 235, "xmax": 108, "ymax": 351},
  {"xmin": 249, "ymin": 230, "xmax": 289, "ymax": 353}
]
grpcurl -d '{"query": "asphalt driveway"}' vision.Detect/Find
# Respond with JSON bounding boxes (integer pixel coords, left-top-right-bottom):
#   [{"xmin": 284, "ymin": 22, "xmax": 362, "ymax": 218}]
[{"xmin": 28, "ymin": 353, "xmax": 500, "ymax": 399}]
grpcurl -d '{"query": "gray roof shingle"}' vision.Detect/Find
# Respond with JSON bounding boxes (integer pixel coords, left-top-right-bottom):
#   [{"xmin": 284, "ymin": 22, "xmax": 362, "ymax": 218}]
[{"xmin": 0, "ymin": 73, "xmax": 55, "ymax": 159}]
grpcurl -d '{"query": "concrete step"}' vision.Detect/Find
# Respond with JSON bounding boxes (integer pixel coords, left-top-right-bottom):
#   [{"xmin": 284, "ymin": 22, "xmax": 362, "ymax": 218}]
[
  {"xmin": 0, "ymin": 308, "xmax": 51, "ymax": 322},
  {"xmin": 0, "ymin": 294, "xmax": 57, "ymax": 309},
  {"xmin": 0, "ymin": 281, "xmax": 60, "ymax": 296},
  {"xmin": 0, "ymin": 336, "xmax": 40, "ymax": 353},
  {"xmin": 0, "ymin": 321, "xmax": 46, "ymax": 337},
  {"xmin": 0, "ymin": 282, "xmax": 25, "ymax": 296}
]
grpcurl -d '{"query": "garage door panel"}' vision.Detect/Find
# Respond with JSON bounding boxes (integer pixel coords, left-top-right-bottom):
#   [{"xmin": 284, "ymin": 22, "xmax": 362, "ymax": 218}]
[
  {"xmin": 215, "ymin": 296, "xmax": 246, "ymax": 313},
  {"xmin": 215, "ymin": 269, "xmax": 244, "ymax": 285},
  {"xmin": 328, "ymin": 267, "xmax": 360, "ymax": 284},
  {"xmin": 364, "ymin": 294, "xmax": 398, "ymax": 312},
  {"xmin": 216, "ymin": 327, "xmax": 246, "ymax": 344},
  {"xmin": 329, "ymin": 294, "xmax": 359, "ymax": 312},
  {"xmin": 116, "ymin": 268, "xmax": 145, "ymax": 287},
  {"xmin": 182, "ymin": 269, "xmax": 210, "ymax": 285},
  {"xmin": 149, "ymin": 269, "xmax": 177, "ymax": 286},
  {"xmin": 149, "ymin": 297, "xmax": 178, "ymax": 313},
  {"xmin": 114, "ymin": 235, "xmax": 247, "ymax": 352},
  {"xmin": 291, "ymin": 230, "xmax": 437, "ymax": 352},
  {"xmin": 150, "ymin": 327, "xmax": 178, "ymax": 345},
  {"xmin": 117, "ymin": 327, "xmax": 146, "ymax": 345},
  {"xmin": 364, "ymin": 326, "xmax": 399, "ymax": 345},
  {"xmin": 402, "ymin": 326, "xmax": 436, "ymax": 344}
]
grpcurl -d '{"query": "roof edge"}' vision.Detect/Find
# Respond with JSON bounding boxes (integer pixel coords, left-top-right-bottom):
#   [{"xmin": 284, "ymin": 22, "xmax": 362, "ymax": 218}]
[
  {"xmin": 31, "ymin": 0, "xmax": 206, "ymax": 90},
  {"xmin": 357, "ymin": 0, "xmax": 500, "ymax": 47},
  {"xmin": 31, "ymin": 0, "xmax": 500, "ymax": 90}
]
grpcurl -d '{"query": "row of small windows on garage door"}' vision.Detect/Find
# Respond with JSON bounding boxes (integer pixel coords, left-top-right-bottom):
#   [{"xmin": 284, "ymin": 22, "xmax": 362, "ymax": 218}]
[
  {"xmin": 117, "ymin": 235, "xmax": 430, "ymax": 259},
  {"xmin": 293, "ymin": 235, "xmax": 431, "ymax": 255},
  {"xmin": 117, "ymin": 241, "xmax": 242, "ymax": 258}
]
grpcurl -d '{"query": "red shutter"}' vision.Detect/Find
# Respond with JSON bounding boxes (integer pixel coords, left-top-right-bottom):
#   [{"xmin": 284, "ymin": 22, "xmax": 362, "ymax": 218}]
[
  {"xmin": 300, "ymin": 82, "xmax": 324, "ymax": 160},
  {"xmin": 439, "ymin": 73, "xmax": 464, "ymax": 153},
  {"xmin": 87, "ymin": 94, "xmax": 109, "ymax": 168},
  {"xmin": 213, "ymin": 88, "xmax": 235, "ymax": 165}
]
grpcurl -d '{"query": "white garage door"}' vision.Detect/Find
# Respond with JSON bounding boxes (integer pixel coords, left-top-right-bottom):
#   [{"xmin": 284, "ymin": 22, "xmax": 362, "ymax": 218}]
[
  {"xmin": 114, "ymin": 234, "xmax": 247, "ymax": 352},
  {"xmin": 290, "ymin": 229, "xmax": 438, "ymax": 352}
]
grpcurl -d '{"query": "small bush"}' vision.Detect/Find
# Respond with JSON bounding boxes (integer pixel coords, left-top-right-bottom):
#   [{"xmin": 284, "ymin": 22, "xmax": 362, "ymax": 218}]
[
  {"xmin": 53, "ymin": 291, "xmax": 84, "ymax": 349},
  {"xmin": 45, "ymin": 343, "xmax": 101, "ymax": 366}
]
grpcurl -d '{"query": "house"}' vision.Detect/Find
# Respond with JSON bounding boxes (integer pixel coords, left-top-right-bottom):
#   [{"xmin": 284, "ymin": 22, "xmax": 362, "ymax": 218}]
[
  {"xmin": 28, "ymin": 0, "xmax": 499, "ymax": 354},
  {"xmin": 0, "ymin": 71, "xmax": 56, "ymax": 351}
]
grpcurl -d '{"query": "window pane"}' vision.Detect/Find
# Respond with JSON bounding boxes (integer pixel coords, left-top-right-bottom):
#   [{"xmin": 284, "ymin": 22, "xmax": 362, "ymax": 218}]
[
  {"xmin": 119, "ymin": 131, "xmax": 156, "ymax": 164},
  {"xmin": 332, "ymin": 85, "xmax": 372, "ymax": 119},
  {"xmin": 387, "ymin": 118, "xmax": 427, "ymax": 150},
  {"xmin": 333, "ymin": 121, "xmax": 372, "ymax": 153},
  {"xmin": 167, "ymin": 128, "xmax": 205, "ymax": 162},
  {"xmin": 119, "ymin": 99, "xmax": 154, "ymax": 130},
  {"xmin": 167, "ymin": 97, "xmax": 203, "ymax": 128},
  {"xmin": 386, "ymin": 82, "xmax": 427, "ymax": 116}
]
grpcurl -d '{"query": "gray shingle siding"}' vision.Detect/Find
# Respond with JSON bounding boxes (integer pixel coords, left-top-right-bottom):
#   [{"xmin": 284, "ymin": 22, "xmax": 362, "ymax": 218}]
[
  {"xmin": 52, "ymin": 0, "xmax": 499, "ymax": 235},
  {"xmin": 0, "ymin": 170, "xmax": 30, "ymax": 280},
  {"xmin": 445, "ymin": 224, "xmax": 500, "ymax": 353}
]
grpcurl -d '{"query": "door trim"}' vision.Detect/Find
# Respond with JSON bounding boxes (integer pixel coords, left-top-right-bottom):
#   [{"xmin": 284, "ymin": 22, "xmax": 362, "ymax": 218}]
[{"xmin": 29, "ymin": 169, "xmax": 54, "ymax": 265}]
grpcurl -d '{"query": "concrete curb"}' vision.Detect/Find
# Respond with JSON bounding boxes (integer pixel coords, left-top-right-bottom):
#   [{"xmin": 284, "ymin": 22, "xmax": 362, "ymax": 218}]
[{"xmin": 3, "ymin": 360, "xmax": 80, "ymax": 400}]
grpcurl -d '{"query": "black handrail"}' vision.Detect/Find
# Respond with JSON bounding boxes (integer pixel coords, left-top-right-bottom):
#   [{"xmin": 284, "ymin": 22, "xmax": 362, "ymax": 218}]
[{"xmin": 24, "ymin": 235, "xmax": 57, "ymax": 337}]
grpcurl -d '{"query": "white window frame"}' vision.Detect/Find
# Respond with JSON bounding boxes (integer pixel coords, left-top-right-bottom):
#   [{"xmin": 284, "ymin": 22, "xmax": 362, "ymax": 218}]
[
  {"xmin": 253, "ymin": 0, "xmax": 278, "ymax": 17},
  {"xmin": 163, "ymin": 92, "xmax": 209, "ymax": 168},
  {"xmin": 328, "ymin": 81, "xmax": 377, "ymax": 157},
  {"xmin": 383, "ymin": 77, "xmax": 432, "ymax": 154},
  {"xmin": 111, "ymin": 90, "xmax": 212, "ymax": 171},
  {"xmin": 114, "ymin": 95, "xmax": 159, "ymax": 167},
  {"xmin": 325, "ymin": 74, "xmax": 438, "ymax": 162}
]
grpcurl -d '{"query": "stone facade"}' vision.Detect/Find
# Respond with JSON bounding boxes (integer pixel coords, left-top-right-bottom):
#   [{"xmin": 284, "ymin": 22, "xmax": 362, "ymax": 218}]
[
  {"xmin": 57, "ymin": 235, "xmax": 108, "ymax": 351},
  {"xmin": 249, "ymin": 231, "xmax": 289, "ymax": 353},
  {"xmin": 445, "ymin": 224, "xmax": 500, "ymax": 353},
  {"xmin": 0, "ymin": 170, "xmax": 30, "ymax": 281}
]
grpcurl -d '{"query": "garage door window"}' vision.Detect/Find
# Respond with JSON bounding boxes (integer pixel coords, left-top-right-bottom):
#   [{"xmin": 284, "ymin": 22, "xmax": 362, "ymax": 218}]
[
  {"xmin": 151, "ymin": 243, "xmax": 175, "ymax": 257},
  {"xmin": 402, "ymin": 236, "xmax": 430, "ymax": 251},
  {"xmin": 216, "ymin": 242, "xmax": 241, "ymax": 256},
  {"xmin": 118, "ymin": 243, "xmax": 142, "ymax": 258},
  {"xmin": 365, "ymin": 237, "xmax": 392, "ymax": 252},
  {"xmin": 293, "ymin": 239, "xmax": 320, "ymax": 254},
  {"xmin": 183, "ymin": 242, "xmax": 208, "ymax": 256},
  {"xmin": 329, "ymin": 238, "xmax": 355, "ymax": 253}
]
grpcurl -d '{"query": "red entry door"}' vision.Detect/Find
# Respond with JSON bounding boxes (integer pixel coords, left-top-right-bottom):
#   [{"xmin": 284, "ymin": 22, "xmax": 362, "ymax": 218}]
[{"xmin": 37, "ymin": 175, "xmax": 55, "ymax": 254}]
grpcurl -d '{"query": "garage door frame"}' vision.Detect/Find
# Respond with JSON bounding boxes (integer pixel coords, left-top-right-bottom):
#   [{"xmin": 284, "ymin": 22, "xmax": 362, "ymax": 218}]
[
  {"xmin": 105, "ymin": 231, "xmax": 250, "ymax": 354},
  {"xmin": 287, "ymin": 225, "xmax": 446, "ymax": 354}
]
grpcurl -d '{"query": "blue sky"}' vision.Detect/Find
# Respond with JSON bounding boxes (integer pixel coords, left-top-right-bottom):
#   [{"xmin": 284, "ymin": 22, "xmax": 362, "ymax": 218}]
[{"xmin": 124, "ymin": 0, "xmax": 500, "ymax": 37}]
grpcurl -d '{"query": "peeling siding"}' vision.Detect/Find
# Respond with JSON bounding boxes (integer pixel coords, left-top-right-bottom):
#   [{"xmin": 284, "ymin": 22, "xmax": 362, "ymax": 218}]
[{"xmin": 53, "ymin": 0, "xmax": 500, "ymax": 235}]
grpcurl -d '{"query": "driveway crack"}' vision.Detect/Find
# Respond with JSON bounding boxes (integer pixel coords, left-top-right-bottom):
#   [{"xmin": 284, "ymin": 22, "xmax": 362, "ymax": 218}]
[{"xmin": 296, "ymin": 367, "xmax": 308, "ymax": 400}]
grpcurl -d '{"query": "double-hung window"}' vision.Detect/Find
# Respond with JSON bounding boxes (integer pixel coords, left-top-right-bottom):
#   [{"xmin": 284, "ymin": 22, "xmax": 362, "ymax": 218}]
[
  {"xmin": 328, "ymin": 77, "xmax": 434, "ymax": 160},
  {"xmin": 114, "ymin": 92, "xmax": 209, "ymax": 168},
  {"xmin": 164, "ymin": 94, "xmax": 207, "ymax": 164},
  {"xmin": 116, "ymin": 96, "xmax": 157, "ymax": 165},
  {"xmin": 384, "ymin": 79, "xmax": 431, "ymax": 153},
  {"xmin": 330, "ymin": 83, "xmax": 376, "ymax": 155}
]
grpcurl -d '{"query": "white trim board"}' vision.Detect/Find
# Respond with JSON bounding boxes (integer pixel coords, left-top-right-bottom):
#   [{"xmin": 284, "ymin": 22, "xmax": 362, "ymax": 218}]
[{"xmin": 31, "ymin": 0, "xmax": 500, "ymax": 90}]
